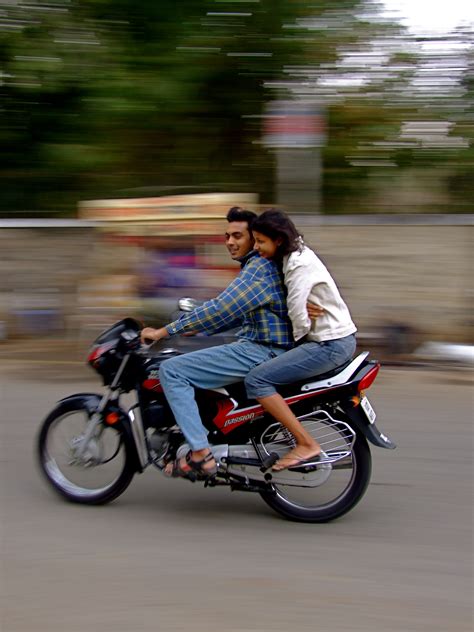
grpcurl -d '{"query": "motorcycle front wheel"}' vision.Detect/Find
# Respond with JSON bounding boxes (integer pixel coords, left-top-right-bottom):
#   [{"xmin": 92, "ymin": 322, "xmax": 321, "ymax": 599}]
[
  {"xmin": 259, "ymin": 433, "xmax": 371, "ymax": 523},
  {"xmin": 37, "ymin": 399, "xmax": 135, "ymax": 505}
]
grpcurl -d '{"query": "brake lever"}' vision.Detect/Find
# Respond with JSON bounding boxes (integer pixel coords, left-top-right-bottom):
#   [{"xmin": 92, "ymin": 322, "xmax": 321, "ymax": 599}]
[{"xmin": 139, "ymin": 340, "xmax": 156, "ymax": 354}]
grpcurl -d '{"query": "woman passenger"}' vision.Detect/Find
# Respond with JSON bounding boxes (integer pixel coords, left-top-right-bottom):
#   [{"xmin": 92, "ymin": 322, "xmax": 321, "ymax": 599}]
[{"xmin": 245, "ymin": 210, "xmax": 357, "ymax": 471}]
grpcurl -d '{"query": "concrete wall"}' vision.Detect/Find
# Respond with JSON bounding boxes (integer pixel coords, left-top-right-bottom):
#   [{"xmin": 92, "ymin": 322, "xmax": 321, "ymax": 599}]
[
  {"xmin": 300, "ymin": 219, "xmax": 473, "ymax": 344},
  {"xmin": 0, "ymin": 216, "xmax": 472, "ymax": 345}
]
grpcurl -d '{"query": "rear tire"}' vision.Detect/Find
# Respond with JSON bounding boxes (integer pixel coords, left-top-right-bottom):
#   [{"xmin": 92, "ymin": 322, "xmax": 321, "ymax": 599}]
[
  {"xmin": 38, "ymin": 399, "xmax": 135, "ymax": 505},
  {"xmin": 259, "ymin": 434, "xmax": 372, "ymax": 523}
]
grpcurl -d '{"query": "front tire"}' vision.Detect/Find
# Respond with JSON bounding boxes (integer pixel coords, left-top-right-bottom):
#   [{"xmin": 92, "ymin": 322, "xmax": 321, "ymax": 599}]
[
  {"xmin": 259, "ymin": 434, "xmax": 372, "ymax": 523},
  {"xmin": 38, "ymin": 399, "xmax": 135, "ymax": 505}
]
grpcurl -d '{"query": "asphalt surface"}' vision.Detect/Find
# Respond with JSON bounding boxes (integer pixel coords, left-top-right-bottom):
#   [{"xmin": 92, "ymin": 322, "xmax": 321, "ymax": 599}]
[{"xmin": 0, "ymin": 354, "xmax": 472, "ymax": 632}]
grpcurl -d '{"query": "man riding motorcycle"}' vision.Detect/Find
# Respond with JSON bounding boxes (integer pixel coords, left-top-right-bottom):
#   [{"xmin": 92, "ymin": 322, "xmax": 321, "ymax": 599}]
[
  {"xmin": 38, "ymin": 208, "xmax": 392, "ymax": 522},
  {"xmin": 141, "ymin": 207, "xmax": 298, "ymax": 479}
]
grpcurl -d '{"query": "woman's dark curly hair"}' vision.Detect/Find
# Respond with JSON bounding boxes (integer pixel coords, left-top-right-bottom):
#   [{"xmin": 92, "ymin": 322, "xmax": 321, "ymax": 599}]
[{"xmin": 252, "ymin": 209, "xmax": 303, "ymax": 259}]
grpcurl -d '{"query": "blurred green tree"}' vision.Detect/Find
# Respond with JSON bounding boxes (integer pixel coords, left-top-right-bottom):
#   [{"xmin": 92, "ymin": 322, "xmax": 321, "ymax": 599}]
[
  {"xmin": 0, "ymin": 0, "xmax": 340, "ymax": 215},
  {"xmin": 0, "ymin": 1, "xmax": 471, "ymax": 216}
]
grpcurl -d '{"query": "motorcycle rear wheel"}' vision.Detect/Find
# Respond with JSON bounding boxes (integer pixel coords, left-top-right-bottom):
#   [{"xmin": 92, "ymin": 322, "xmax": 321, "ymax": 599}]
[
  {"xmin": 259, "ymin": 433, "xmax": 371, "ymax": 523},
  {"xmin": 38, "ymin": 400, "xmax": 135, "ymax": 505}
]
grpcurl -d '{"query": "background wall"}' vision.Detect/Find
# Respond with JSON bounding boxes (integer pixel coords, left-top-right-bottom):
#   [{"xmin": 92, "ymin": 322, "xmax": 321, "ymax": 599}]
[{"xmin": 0, "ymin": 217, "xmax": 472, "ymax": 351}]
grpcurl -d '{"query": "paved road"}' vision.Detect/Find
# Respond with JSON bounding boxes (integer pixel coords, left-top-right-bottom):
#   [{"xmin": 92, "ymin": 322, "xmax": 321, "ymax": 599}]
[{"xmin": 1, "ymin": 360, "xmax": 472, "ymax": 632}]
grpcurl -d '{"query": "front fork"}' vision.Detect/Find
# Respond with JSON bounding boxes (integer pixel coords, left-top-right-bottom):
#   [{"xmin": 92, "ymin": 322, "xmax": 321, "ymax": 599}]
[
  {"xmin": 74, "ymin": 400, "xmax": 149, "ymax": 472},
  {"xmin": 75, "ymin": 390, "xmax": 116, "ymax": 460},
  {"xmin": 74, "ymin": 355, "xmax": 130, "ymax": 461}
]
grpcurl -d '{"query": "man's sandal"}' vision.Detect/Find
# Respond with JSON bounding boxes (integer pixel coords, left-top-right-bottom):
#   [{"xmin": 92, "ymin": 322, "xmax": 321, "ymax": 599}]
[{"xmin": 168, "ymin": 450, "xmax": 218, "ymax": 480}]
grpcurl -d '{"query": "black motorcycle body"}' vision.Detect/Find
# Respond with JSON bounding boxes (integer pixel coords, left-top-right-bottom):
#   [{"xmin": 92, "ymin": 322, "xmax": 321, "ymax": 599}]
[{"xmin": 38, "ymin": 317, "xmax": 395, "ymax": 522}]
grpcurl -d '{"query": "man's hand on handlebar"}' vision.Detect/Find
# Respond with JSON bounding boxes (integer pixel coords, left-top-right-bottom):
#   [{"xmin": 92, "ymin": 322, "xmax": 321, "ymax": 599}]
[{"xmin": 140, "ymin": 327, "xmax": 169, "ymax": 346}]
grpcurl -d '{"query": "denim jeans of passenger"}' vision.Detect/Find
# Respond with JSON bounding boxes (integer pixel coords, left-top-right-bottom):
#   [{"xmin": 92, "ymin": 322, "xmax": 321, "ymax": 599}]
[
  {"xmin": 245, "ymin": 334, "xmax": 357, "ymax": 399},
  {"xmin": 158, "ymin": 340, "xmax": 286, "ymax": 450}
]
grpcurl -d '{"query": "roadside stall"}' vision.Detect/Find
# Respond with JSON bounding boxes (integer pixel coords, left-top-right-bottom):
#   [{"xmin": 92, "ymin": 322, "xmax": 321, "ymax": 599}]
[{"xmin": 77, "ymin": 193, "xmax": 259, "ymax": 331}]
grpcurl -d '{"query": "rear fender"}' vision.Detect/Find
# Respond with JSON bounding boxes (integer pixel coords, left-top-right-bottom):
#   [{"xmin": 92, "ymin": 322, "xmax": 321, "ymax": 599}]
[
  {"xmin": 342, "ymin": 402, "xmax": 396, "ymax": 450},
  {"xmin": 57, "ymin": 393, "xmax": 144, "ymax": 472}
]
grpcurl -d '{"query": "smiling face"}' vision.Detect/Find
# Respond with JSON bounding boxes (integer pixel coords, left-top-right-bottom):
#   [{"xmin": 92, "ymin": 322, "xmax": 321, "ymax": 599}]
[
  {"xmin": 252, "ymin": 230, "xmax": 282, "ymax": 260},
  {"xmin": 225, "ymin": 220, "xmax": 254, "ymax": 260}
]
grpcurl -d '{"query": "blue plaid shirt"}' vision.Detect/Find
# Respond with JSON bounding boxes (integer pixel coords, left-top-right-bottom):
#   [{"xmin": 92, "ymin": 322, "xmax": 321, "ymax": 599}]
[{"xmin": 166, "ymin": 251, "xmax": 293, "ymax": 348}]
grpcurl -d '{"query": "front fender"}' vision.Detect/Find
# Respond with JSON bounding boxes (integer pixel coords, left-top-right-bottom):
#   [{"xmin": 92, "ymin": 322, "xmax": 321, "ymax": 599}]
[
  {"xmin": 57, "ymin": 393, "xmax": 144, "ymax": 472},
  {"xmin": 58, "ymin": 392, "xmax": 102, "ymax": 414}
]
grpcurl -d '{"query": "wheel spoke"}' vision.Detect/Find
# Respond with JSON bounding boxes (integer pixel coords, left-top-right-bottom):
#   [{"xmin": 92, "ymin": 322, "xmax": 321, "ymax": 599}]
[
  {"xmin": 41, "ymin": 408, "xmax": 128, "ymax": 499},
  {"xmin": 259, "ymin": 412, "xmax": 372, "ymax": 522}
]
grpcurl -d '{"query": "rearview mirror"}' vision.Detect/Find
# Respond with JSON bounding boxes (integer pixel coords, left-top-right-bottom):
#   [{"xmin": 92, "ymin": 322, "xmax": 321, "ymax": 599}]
[{"xmin": 178, "ymin": 297, "xmax": 200, "ymax": 312}]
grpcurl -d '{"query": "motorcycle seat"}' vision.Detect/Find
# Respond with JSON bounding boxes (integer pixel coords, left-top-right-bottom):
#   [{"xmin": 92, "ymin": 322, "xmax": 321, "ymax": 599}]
[
  {"xmin": 218, "ymin": 357, "xmax": 355, "ymax": 404},
  {"xmin": 277, "ymin": 357, "xmax": 354, "ymax": 397}
]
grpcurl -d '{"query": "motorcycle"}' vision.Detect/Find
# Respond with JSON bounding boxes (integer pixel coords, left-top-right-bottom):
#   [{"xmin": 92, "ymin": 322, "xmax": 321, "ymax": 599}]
[{"xmin": 37, "ymin": 310, "xmax": 396, "ymax": 523}]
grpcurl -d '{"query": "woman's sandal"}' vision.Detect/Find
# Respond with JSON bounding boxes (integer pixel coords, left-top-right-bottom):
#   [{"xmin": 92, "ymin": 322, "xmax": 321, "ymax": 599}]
[
  {"xmin": 168, "ymin": 450, "xmax": 218, "ymax": 480},
  {"xmin": 272, "ymin": 450, "xmax": 321, "ymax": 472}
]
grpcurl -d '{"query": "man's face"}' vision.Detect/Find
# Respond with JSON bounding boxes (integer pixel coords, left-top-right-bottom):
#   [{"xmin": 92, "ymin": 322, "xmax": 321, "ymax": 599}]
[{"xmin": 225, "ymin": 221, "xmax": 254, "ymax": 260}]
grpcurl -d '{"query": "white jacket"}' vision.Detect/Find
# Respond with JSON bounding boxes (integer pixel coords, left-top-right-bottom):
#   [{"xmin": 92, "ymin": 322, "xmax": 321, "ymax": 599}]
[{"xmin": 283, "ymin": 245, "xmax": 357, "ymax": 343}]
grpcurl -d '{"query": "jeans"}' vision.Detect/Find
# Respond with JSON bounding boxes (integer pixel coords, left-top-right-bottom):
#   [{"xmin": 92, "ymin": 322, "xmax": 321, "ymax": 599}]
[
  {"xmin": 245, "ymin": 334, "xmax": 357, "ymax": 399},
  {"xmin": 158, "ymin": 340, "xmax": 286, "ymax": 450}
]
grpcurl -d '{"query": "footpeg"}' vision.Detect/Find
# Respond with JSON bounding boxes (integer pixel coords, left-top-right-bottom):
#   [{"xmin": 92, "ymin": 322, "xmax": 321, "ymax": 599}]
[{"xmin": 260, "ymin": 452, "xmax": 279, "ymax": 472}]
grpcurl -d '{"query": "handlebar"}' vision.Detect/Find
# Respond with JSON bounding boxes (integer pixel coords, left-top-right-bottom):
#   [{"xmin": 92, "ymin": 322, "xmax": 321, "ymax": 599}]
[
  {"xmin": 119, "ymin": 329, "xmax": 156, "ymax": 355},
  {"xmin": 139, "ymin": 340, "xmax": 156, "ymax": 352}
]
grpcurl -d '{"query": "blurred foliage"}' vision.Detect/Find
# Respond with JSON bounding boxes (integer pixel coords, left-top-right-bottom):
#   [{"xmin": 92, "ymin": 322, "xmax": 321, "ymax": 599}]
[{"xmin": 0, "ymin": 0, "xmax": 472, "ymax": 216}]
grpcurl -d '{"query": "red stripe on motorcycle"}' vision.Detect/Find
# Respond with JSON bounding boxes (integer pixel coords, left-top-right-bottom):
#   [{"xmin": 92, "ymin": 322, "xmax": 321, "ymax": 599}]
[
  {"xmin": 212, "ymin": 388, "xmax": 329, "ymax": 434},
  {"xmin": 142, "ymin": 379, "xmax": 163, "ymax": 392}
]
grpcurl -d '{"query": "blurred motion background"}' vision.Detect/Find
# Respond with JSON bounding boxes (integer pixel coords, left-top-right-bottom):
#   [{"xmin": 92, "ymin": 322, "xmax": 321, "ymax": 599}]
[
  {"xmin": 0, "ymin": 0, "xmax": 472, "ymax": 359},
  {"xmin": 2, "ymin": 7, "xmax": 472, "ymax": 632}
]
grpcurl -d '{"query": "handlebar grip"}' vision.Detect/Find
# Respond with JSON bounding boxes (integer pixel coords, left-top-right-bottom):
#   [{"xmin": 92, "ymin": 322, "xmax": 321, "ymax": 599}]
[{"xmin": 140, "ymin": 341, "xmax": 155, "ymax": 351}]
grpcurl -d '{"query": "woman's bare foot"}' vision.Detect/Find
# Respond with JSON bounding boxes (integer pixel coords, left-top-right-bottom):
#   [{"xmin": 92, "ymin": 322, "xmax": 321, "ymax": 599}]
[{"xmin": 272, "ymin": 444, "xmax": 321, "ymax": 471}]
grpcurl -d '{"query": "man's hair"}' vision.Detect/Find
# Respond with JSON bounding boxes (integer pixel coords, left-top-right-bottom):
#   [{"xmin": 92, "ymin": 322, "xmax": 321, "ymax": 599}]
[{"xmin": 226, "ymin": 206, "xmax": 257, "ymax": 230}]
